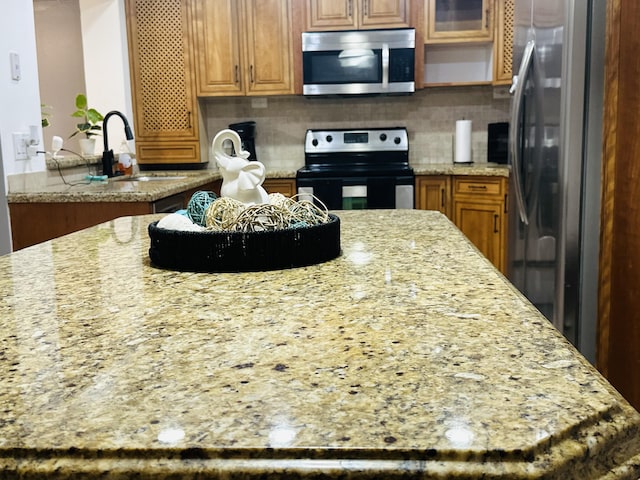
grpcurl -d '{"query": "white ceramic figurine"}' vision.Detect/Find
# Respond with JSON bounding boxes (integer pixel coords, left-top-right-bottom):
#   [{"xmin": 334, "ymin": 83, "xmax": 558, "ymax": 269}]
[{"xmin": 211, "ymin": 129, "xmax": 269, "ymax": 205}]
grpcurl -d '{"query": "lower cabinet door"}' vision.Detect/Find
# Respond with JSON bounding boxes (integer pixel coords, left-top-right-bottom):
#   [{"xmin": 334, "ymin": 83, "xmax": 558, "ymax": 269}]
[
  {"xmin": 262, "ymin": 178, "xmax": 296, "ymax": 197},
  {"xmin": 415, "ymin": 175, "xmax": 451, "ymax": 217},
  {"xmin": 453, "ymin": 198, "xmax": 504, "ymax": 273}
]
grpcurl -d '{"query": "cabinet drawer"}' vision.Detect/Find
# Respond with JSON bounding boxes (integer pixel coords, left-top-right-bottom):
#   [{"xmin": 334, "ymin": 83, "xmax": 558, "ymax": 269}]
[
  {"xmin": 263, "ymin": 178, "xmax": 296, "ymax": 197},
  {"xmin": 454, "ymin": 177, "xmax": 504, "ymax": 196}
]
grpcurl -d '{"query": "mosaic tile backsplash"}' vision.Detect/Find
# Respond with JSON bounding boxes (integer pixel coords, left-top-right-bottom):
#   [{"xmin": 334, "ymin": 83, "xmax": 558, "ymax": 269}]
[{"xmin": 202, "ymin": 85, "xmax": 511, "ymax": 170}]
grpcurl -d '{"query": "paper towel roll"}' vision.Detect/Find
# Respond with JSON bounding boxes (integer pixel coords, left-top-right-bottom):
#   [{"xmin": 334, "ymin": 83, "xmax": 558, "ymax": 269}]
[{"xmin": 454, "ymin": 120, "xmax": 472, "ymax": 164}]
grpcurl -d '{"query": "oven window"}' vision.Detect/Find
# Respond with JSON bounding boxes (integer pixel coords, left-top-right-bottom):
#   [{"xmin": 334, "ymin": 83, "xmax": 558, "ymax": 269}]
[
  {"xmin": 303, "ymin": 50, "xmax": 382, "ymax": 84},
  {"xmin": 342, "ymin": 185, "xmax": 367, "ymax": 209}
]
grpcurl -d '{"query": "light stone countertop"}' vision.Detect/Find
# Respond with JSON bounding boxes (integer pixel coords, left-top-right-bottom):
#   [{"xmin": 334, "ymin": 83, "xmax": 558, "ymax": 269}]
[
  {"xmin": 6, "ymin": 170, "xmax": 298, "ymax": 204},
  {"xmin": 7, "ymin": 170, "xmax": 220, "ymax": 203},
  {"xmin": 0, "ymin": 210, "xmax": 638, "ymax": 479},
  {"xmin": 7, "ymin": 163, "xmax": 506, "ymax": 204},
  {"xmin": 411, "ymin": 162, "xmax": 510, "ymax": 176}
]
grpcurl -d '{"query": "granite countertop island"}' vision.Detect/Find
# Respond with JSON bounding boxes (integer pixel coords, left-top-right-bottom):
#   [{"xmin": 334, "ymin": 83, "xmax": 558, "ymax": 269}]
[{"xmin": 1, "ymin": 210, "xmax": 638, "ymax": 479}]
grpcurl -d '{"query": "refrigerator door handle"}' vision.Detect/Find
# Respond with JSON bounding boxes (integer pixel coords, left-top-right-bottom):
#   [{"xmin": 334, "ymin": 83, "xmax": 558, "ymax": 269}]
[{"xmin": 509, "ymin": 40, "xmax": 536, "ymax": 225}]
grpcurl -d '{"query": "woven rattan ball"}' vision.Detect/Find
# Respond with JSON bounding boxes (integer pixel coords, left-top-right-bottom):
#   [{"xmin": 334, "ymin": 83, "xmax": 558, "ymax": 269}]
[{"xmin": 187, "ymin": 191, "xmax": 218, "ymax": 226}]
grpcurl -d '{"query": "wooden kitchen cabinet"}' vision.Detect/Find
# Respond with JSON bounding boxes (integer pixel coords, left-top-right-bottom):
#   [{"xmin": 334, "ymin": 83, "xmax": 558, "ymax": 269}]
[
  {"xmin": 415, "ymin": 175, "xmax": 451, "ymax": 217},
  {"xmin": 415, "ymin": 174, "xmax": 508, "ymax": 273},
  {"xmin": 192, "ymin": 0, "xmax": 294, "ymax": 96},
  {"xmin": 125, "ymin": 0, "xmax": 201, "ymax": 166},
  {"xmin": 452, "ymin": 176, "xmax": 508, "ymax": 273},
  {"xmin": 425, "ymin": 0, "xmax": 493, "ymax": 44},
  {"xmin": 262, "ymin": 178, "xmax": 297, "ymax": 197},
  {"xmin": 493, "ymin": 0, "xmax": 514, "ymax": 85},
  {"xmin": 10, "ymin": 202, "xmax": 153, "ymax": 251},
  {"xmin": 306, "ymin": 0, "xmax": 410, "ymax": 30},
  {"xmin": 9, "ymin": 181, "xmax": 221, "ymax": 251}
]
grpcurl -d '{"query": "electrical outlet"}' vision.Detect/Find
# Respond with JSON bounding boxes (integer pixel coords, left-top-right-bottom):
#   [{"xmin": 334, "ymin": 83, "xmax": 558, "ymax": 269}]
[
  {"xmin": 12, "ymin": 133, "xmax": 29, "ymax": 161},
  {"xmin": 493, "ymin": 86, "xmax": 511, "ymax": 99}
]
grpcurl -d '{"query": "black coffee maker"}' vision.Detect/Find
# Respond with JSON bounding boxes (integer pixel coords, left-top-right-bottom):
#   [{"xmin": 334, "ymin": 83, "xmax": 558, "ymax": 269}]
[{"xmin": 229, "ymin": 121, "xmax": 257, "ymax": 161}]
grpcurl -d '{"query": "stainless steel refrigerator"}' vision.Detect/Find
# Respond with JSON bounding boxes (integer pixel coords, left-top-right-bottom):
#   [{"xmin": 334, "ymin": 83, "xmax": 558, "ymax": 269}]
[{"xmin": 508, "ymin": 0, "xmax": 605, "ymax": 364}]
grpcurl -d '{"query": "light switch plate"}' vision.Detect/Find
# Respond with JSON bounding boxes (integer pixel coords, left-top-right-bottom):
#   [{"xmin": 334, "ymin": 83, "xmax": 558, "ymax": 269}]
[{"xmin": 9, "ymin": 52, "xmax": 21, "ymax": 81}]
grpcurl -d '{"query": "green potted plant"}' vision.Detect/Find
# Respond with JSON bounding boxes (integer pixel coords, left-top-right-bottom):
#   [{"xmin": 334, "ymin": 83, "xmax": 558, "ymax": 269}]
[
  {"xmin": 69, "ymin": 94, "xmax": 104, "ymax": 155},
  {"xmin": 41, "ymin": 104, "xmax": 52, "ymax": 128}
]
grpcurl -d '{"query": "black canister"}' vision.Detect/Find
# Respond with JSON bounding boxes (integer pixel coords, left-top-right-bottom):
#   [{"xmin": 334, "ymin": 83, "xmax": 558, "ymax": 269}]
[
  {"xmin": 488, "ymin": 122, "xmax": 509, "ymax": 164},
  {"xmin": 229, "ymin": 121, "xmax": 257, "ymax": 161}
]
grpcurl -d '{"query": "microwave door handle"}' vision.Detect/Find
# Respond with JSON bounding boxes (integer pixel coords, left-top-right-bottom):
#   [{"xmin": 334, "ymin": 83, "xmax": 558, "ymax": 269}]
[{"xmin": 382, "ymin": 43, "xmax": 389, "ymax": 89}]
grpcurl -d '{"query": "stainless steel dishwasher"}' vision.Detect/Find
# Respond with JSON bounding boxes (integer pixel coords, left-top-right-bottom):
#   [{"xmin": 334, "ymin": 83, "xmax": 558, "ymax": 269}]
[{"xmin": 152, "ymin": 193, "xmax": 186, "ymax": 213}]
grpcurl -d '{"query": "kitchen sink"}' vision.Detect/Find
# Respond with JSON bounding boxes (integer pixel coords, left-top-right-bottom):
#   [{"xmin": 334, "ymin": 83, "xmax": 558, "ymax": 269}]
[{"xmin": 112, "ymin": 175, "xmax": 187, "ymax": 182}]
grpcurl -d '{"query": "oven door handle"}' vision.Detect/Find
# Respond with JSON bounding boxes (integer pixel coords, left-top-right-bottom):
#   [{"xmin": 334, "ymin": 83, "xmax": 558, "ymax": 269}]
[{"xmin": 382, "ymin": 43, "xmax": 389, "ymax": 89}]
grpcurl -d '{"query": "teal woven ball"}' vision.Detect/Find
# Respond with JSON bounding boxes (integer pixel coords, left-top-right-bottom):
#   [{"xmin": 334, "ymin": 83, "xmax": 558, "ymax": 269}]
[{"xmin": 187, "ymin": 190, "xmax": 217, "ymax": 226}]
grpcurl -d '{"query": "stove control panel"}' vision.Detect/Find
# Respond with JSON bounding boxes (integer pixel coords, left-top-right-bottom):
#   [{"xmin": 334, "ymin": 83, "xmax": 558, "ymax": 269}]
[{"xmin": 305, "ymin": 128, "xmax": 408, "ymax": 153}]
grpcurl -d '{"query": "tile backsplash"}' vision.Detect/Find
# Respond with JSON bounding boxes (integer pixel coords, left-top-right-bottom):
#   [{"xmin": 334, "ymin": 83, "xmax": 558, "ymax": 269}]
[{"xmin": 202, "ymin": 85, "xmax": 510, "ymax": 171}]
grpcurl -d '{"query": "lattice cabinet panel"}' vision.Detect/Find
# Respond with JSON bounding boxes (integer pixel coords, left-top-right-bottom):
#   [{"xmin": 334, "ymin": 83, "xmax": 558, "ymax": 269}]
[
  {"xmin": 494, "ymin": 0, "xmax": 514, "ymax": 85},
  {"xmin": 126, "ymin": 0, "xmax": 201, "ymax": 163}
]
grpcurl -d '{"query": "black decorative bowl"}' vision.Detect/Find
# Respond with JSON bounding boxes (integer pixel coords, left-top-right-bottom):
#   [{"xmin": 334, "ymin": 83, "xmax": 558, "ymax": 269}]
[{"xmin": 148, "ymin": 214, "xmax": 340, "ymax": 272}]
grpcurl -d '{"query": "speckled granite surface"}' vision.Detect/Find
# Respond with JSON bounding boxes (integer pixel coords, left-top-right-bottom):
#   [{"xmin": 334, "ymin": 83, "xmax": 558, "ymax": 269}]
[
  {"xmin": 0, "ymin": 210, "xmax": 638, "ymax": 479},
  {"xmin": 7, "ymin": 171, "xmax": 221, "ymax": 203},
  {"xmin": 412, "ymin": 163, "xmax": 510, "ymax": 177},
  {"xmin": 7, "ymin": 170, "xmax": 297, "ymax": 204},
  {"xmin": 8, "ymin": 164, "xmax": 506, "ymax": 204}
]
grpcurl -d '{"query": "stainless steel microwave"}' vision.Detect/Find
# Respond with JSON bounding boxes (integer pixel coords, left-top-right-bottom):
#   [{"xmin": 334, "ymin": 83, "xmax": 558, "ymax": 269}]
[{"xmin": 302, "ymin": 28, "xmax": 415, "ymax": 97}]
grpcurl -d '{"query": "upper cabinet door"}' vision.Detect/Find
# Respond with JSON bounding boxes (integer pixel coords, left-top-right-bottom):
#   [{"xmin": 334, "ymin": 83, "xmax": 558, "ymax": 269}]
[
  {"xmin": 192, "ymin": 0, "xmax": 244, "ymax": 95},
  {"xmin": 192, "ymin": 0, "xmax": 293, "ymax": 96},
  {"xmin": 307, "ymin": 0, "xmax": 357, "ymax": 29},
  {"xmin": 360, "ymin": 0, "xmax": 410, "ymax": 28},
  {"xmin": 425, "ymin": 0, "xmax": 493, "ymax": 43},
  {"xmin": 493, "ymin": 0, "xmax": 514, "ymax": 84},
  {"xmin": 125, "ymin": 0, "xmax": 201, "ymax": 164},
  {"xmin": 306, "ymin": 0, "xmax": 409, "ymax": 30},
  {"xmin": 242, "ymin": 0, "xmax": 294, "ymax": 95}
]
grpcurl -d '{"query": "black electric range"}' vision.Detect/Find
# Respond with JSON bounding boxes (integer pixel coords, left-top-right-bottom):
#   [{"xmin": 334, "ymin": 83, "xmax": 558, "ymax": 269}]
[{"xmin": 296, "ymin": 127, "xmax": 414, "ymax": 210}]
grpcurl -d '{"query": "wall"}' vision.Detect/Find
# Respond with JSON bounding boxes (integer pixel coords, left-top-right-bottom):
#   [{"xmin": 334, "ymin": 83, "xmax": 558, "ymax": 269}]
[
  {"xmin": 34, "ymin": 0, "xmax": 132, "ymax": 157},
  {"xmin": 79, "ymin": 0, "xmax": 133, "ymax": 154},
  {"xmin": 34, "ymin": 0, "xmax": 86, "ymax": 157},
  {"xmin": 0, "ymin": 1, "xmax": 44, "ymax": 178},
  {"xmin": 202, "ymin": 86, "xmax": 511, "ymax": 169},
  {"xmin": 0, "ymin": 0, "xmax": 44, "ymax": 254}
]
